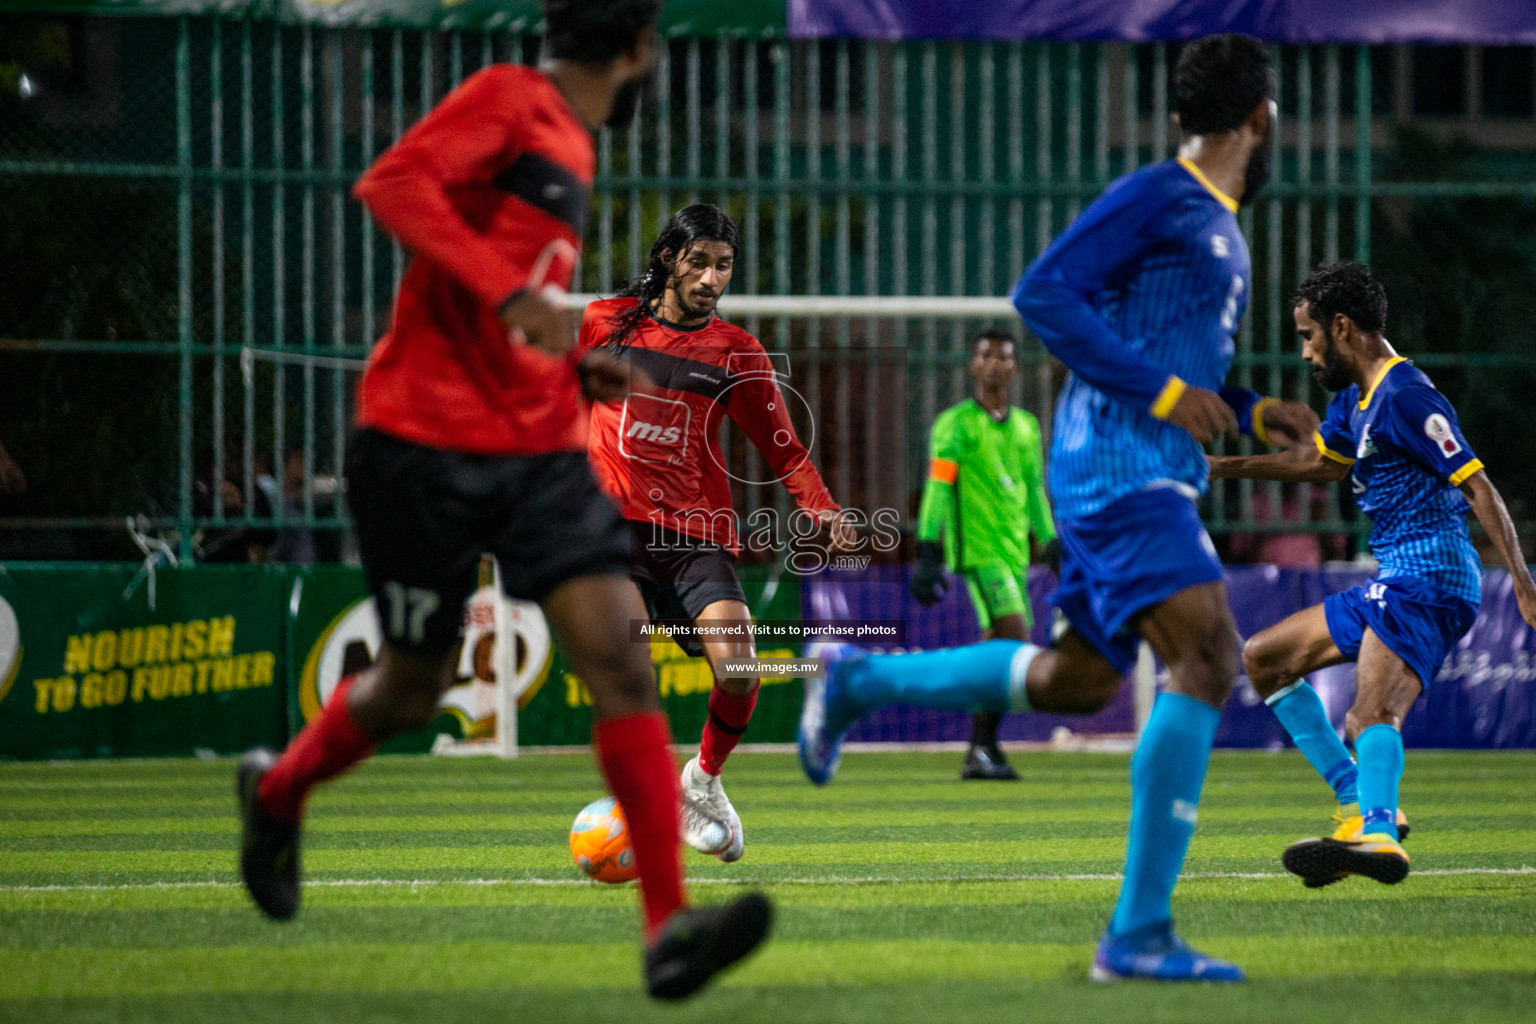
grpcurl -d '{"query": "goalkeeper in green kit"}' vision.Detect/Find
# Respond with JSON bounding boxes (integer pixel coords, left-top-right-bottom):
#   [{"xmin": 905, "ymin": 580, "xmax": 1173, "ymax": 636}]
[{"xmin": 911, "ymin": 329, "xmax": 1059, "ymax": 780}]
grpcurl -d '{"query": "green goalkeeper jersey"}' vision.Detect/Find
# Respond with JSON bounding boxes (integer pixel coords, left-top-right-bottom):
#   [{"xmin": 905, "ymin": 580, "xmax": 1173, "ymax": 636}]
[{"xmin": 916, "ymin": 399, "xmax": 1055, "ymax": 570}]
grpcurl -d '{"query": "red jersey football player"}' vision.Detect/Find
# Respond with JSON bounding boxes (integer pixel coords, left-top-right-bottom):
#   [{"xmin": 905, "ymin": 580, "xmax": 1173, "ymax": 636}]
[
  {"xmin": 234, "ymin": 4, "xmax": 770, "ymax": 999},
  {"xmin": 580, "ymin": 204, "xmax": 851, "ymax": 862}
]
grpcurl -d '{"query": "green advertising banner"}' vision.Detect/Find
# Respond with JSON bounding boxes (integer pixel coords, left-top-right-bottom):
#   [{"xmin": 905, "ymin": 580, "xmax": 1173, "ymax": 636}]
[
  {"xmin": 0, "ymin": 559, "xmax": 807, "ymax": 760},
  {"xmin": 284, "ymin": 563, "xmax": 535, "ymax": 754},
  {"xmin": 0, "ymin": 0, "xmax": 788, "ymax": 34},
  {"xmin": 0, "ymin": 564, "xmax": 289, "ymax": 760},
  {"xmin": 287, "ymin": 562, "xmax": 805, "ymax": 750}
]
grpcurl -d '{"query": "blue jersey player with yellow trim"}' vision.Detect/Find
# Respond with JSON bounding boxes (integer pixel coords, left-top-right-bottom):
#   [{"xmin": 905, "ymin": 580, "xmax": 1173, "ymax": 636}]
[
  {"xmin": 1211, "ymin": 261, "xmax": 1536, "ymax": 888},
  {"xmin": 797, "ymin": 36, "xmax": 1320, "ymax": 982}
]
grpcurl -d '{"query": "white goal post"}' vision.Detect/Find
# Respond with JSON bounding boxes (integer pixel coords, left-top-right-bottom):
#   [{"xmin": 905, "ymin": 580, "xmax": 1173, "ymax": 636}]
[
  {"xmin": 564, "ymin": 293, "xmax": 1021, "ymax": 318},
  {"xmin": 244, "ymin": 294, "xmax": 1162, "ymax": 752}
]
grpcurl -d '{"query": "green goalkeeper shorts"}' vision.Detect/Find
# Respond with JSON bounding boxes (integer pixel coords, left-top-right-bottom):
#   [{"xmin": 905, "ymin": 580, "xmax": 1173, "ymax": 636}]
[{"xmin": 962, "ymin": 563, "xmax": 1032, "ymax": 633}]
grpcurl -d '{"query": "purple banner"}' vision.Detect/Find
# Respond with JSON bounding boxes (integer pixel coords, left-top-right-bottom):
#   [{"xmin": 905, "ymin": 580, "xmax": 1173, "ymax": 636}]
[
  {"xmin": 789, "ymin": 1, "xmax": 1536, "ymax": 44},
  {"xmin": 802, "ymin": 564, "xmax": 1536, "ymax": 748},
  {"xmin": 802, "ymin": 565, "xmax": 1136, "ymax": 745}
]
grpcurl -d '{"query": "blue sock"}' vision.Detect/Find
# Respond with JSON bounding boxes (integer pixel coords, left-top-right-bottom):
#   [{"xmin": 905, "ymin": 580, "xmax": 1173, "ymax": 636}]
[
  {"xmin": 1265, "ymin": 682, "xmax": 1358, "ymax": 805},
  {"xmin": 1354, "ymin": 723, "xmax": 1404, "ymax": 841},
  {"xmin": 1109, "ymin": 692, "xmax": 1222, "ymax": 939},
  {"xmin": 843, "ymin": 640, "xmax": 1036, "ymax": 714}
]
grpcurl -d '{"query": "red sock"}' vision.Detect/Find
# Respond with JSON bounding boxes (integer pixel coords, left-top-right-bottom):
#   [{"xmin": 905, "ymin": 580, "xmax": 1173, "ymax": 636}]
[
  {"xmin": 257, "ymin": 674, "xmax": 377, "ymax": 823},
  {"xmin": 698, "ymin": 684, "xmax": 759, "ymax": 776},
  {"xmin": 594, "ymin": 712, "xmax": 686, "ymax": 940}
]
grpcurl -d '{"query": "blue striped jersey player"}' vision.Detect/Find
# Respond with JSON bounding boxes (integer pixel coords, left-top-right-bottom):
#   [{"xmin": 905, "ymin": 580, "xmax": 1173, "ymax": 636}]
[
  {"xmin": 1211, "ymin": 260, "xmax": 1536, "ymax": 889},
  {"xmin": 795, "ymin": 35, "xmax": 1319, "ymax": 983}
]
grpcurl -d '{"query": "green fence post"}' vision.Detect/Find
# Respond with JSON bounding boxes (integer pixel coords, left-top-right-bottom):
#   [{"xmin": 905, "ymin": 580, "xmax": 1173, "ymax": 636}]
[{"xmin": 177, "ymin": 16, "xmax": 196, "ymax": 560}]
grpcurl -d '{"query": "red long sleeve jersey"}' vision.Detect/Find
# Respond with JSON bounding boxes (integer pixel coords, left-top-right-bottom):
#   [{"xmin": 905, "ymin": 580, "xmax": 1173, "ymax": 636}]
[
  {"xmin": 579, "ymin": 298, "xmax": 839, "ymax": 554},
  {"xmin": 352, "ymin": 65, "xmax": 592, "ymax": 455}
]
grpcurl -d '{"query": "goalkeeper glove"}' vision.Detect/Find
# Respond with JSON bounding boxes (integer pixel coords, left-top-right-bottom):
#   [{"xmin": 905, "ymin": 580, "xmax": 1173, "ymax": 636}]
[
  {"xmin": 1037, "ymin": 539, "xmax": 1062, "ymax": 575},
  {"xmin": 909, "ymin": 541, "xmax": 949, "ymax": 606}
]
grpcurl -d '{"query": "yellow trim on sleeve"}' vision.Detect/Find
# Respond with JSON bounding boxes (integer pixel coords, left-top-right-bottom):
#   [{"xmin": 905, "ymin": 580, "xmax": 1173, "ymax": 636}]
[
  {"xmin": 1315, "ymin": 431, "xmax": 1356, "ymax": 465},
  {"xmin": 929, "ymin": 458, "xmax": 959, "ymax": 485},
  {"xmin": 1150, "ymin": 376, "xmax": 1187, "ymax": 420},
  {"xmin": 1251, "ymin": 397, "xmax": 1279, "ymax": 447},
  {"xmin": 1176, "ymin": 157, "xmax": 1240, "ymax": 213},
  {"xmin": 1448, "ymin": 459, "xmax": 1484, "ymax": 487},
  {"xmin": 1358, "ymin": 355, "xmax": 1408, "ymax": 410}
]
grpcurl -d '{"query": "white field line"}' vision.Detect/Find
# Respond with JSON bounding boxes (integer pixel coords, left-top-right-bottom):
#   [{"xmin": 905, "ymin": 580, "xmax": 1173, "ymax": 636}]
[{"xmin": 2, "ymin": 866, "xmax": 1533, "ymax": 894}]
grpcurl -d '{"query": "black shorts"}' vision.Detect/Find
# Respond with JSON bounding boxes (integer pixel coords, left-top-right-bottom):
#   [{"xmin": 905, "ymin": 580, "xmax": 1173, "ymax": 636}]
[
  {"xmin": 346, "ymin": 428, "xmax": 630, "ymax": 652},
  {"xmin": 628, "ymin": 521, "xmax": 747, "ymax": 659}
]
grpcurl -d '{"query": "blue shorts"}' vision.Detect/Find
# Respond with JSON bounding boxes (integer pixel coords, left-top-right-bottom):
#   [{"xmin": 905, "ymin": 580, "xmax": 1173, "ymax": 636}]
[
  {"xmin": 1324, "ymin": 575, "xmax": 1478, "ymax": 690},
  {"xmin": 1052, "ymin": 487, "xmax": 1225, "ymax": 674}
]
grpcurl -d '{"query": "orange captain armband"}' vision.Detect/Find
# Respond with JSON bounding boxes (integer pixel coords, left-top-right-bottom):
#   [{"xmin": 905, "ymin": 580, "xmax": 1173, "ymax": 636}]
[{"xmin": 929, "ymin": 458, "xmax": 958, "ymax": 485}]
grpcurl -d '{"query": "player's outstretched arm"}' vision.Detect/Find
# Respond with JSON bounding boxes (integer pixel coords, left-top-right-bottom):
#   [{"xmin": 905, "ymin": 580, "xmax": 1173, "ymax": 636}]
[
  {"xmin": 1459, "ymin": 471, "xmax": 1536, "ymax": 629},
  {"xmin": 1207, "ymin": 437, "xmax": 1352, "ymax": 484},
  {"xmin": 353, "ymin": 67, "xmax": 564, "ymax": 344},
  {"xmin": 1254, "ymin": 399, "xmax": 1321, "ymax": 448},
  {"xmin": 1012, "ymin": 190, "xmax": 1185, "ymax": 416},
  {"xmin": 1214, "ymin": 387, "xmax": 1319, "ymax": 449},
  {"xmin": 911, "ymin": 457, "xmax": 956, "ymax": 606},
  {"xmin": 728, "ymin": 350, "xmax": 841, "ymax": 519},
  {"xmin": 1159, "ymin": 382, "xmax": 1239, "ymax": 444}
]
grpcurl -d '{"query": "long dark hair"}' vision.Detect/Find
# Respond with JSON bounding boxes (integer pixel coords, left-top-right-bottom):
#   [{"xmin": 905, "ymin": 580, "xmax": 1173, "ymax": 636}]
[{"xmin": 606, "ymin": 204, "xmax": 740, "ymax": 349}]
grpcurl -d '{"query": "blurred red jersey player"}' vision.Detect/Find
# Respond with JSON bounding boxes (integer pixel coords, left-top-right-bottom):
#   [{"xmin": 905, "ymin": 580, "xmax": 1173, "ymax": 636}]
[
  {"xmin": 579, "ymin": 204, "xmax": 851, "ymax": 865},
  {"xmin": 234, "ymin": 3, "xmax": 770, "ymax": 1000}
]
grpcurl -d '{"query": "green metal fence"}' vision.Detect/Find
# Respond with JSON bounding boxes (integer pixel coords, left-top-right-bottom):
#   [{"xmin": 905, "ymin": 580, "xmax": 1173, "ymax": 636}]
[{"xmin": 3, "ymin": 16, "xmax": 1534, "ymax": 562}]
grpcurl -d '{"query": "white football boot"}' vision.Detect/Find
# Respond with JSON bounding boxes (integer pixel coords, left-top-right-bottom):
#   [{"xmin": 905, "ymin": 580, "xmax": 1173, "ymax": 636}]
[{"xmin": 680, "ymin": 755, "xmax": 744, "ymax": 861}]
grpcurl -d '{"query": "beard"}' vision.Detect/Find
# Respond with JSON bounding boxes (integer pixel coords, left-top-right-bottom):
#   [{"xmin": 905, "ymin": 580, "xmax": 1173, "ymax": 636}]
[
  {"xmin": 607, "ymin": 70, "xmax": 654, "ymax": 128},
  {"xmin": 1239, "ymin": 121, "xmax": 1274, "ymax": 207},
  {"xmin": 1311, "ymin": 336, "xmax": 1353, "ymax": 391},
  {"xmin": 675, "ymin": 291, "xmax": 716, "ymax": 321}
]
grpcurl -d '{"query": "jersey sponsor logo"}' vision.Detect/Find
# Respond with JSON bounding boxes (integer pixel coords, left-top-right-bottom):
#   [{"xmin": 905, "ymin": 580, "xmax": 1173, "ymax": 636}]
[
  {"xmin": 617, "ymin": 392, "xmax": 691, "ymax": 464},
  {"xmin": 1357, "ymin": 422, "xmax": 1378, "ymax": 460},
  {"xmin": 626, "ymin": 420, "xmax": 683, "ymax": 445},
  {"xmin": 1211, "ymin": 235, "xmax": 1230, "ymax": 258},
  {"xmin": 1424, "ymin": 413, "xmax": 1462, "ymax": 457},
  {"xmin": 1365, "ymin": 581, "xmax": 1389, "ymax": 609}
]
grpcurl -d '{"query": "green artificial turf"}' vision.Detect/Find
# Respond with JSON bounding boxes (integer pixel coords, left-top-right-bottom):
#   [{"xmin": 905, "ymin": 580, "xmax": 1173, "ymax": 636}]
[{"xmin": 2, "ymin": 750, "xmax": 1533, "ymax": 1023}]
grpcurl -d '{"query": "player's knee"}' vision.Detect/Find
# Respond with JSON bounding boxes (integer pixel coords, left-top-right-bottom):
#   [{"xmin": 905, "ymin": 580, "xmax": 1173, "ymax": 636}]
[
  {"xmin": 353, "ymin": 650, "xmax": 456, "ymax": 737},
  {"xmin": 1034, "ymin": 643, "xmax": 1122, "ymax": 714},
  {"xmin": 1169, "ymin": 625, "xmax": 1240, "ymax": 702},
  {"xmin": 1241, "ymin": 633, "xmax": 1284, "ymax": 695},
  {"xmin": 391, "ymin": 685, "xmax": 447, "ymax": 732},
  {"xmin": 1068, "ymin": 658, "xmax": 1122, "ymax": 713},
  {"xmin": 1347, "ymin": 701, "xmax": 1401, "ymax": 736},
  {"xmin": 714, "ymin": 674, "xmax": 759, "ymax": 695},
  {"xmin": 574, "ymin": 640, "xmax": 657, "ymax": 716}
]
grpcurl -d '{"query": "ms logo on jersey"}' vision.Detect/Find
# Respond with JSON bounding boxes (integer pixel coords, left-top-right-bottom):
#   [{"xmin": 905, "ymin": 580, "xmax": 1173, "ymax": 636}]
[
  {"xmin": 626, "ymin": 421, "xmax": 682, "ymax": 445},
  {"xmin": 1425, "ymin": 413, "xmax": 1462, "ymax": 457},
  {"xmin": 1365, "ymin": 582, "xmax": 1389, "ymax": 609},
  {"xmin": 618, "ymin": 393, "xmax": 690, "ymax": 465}
]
